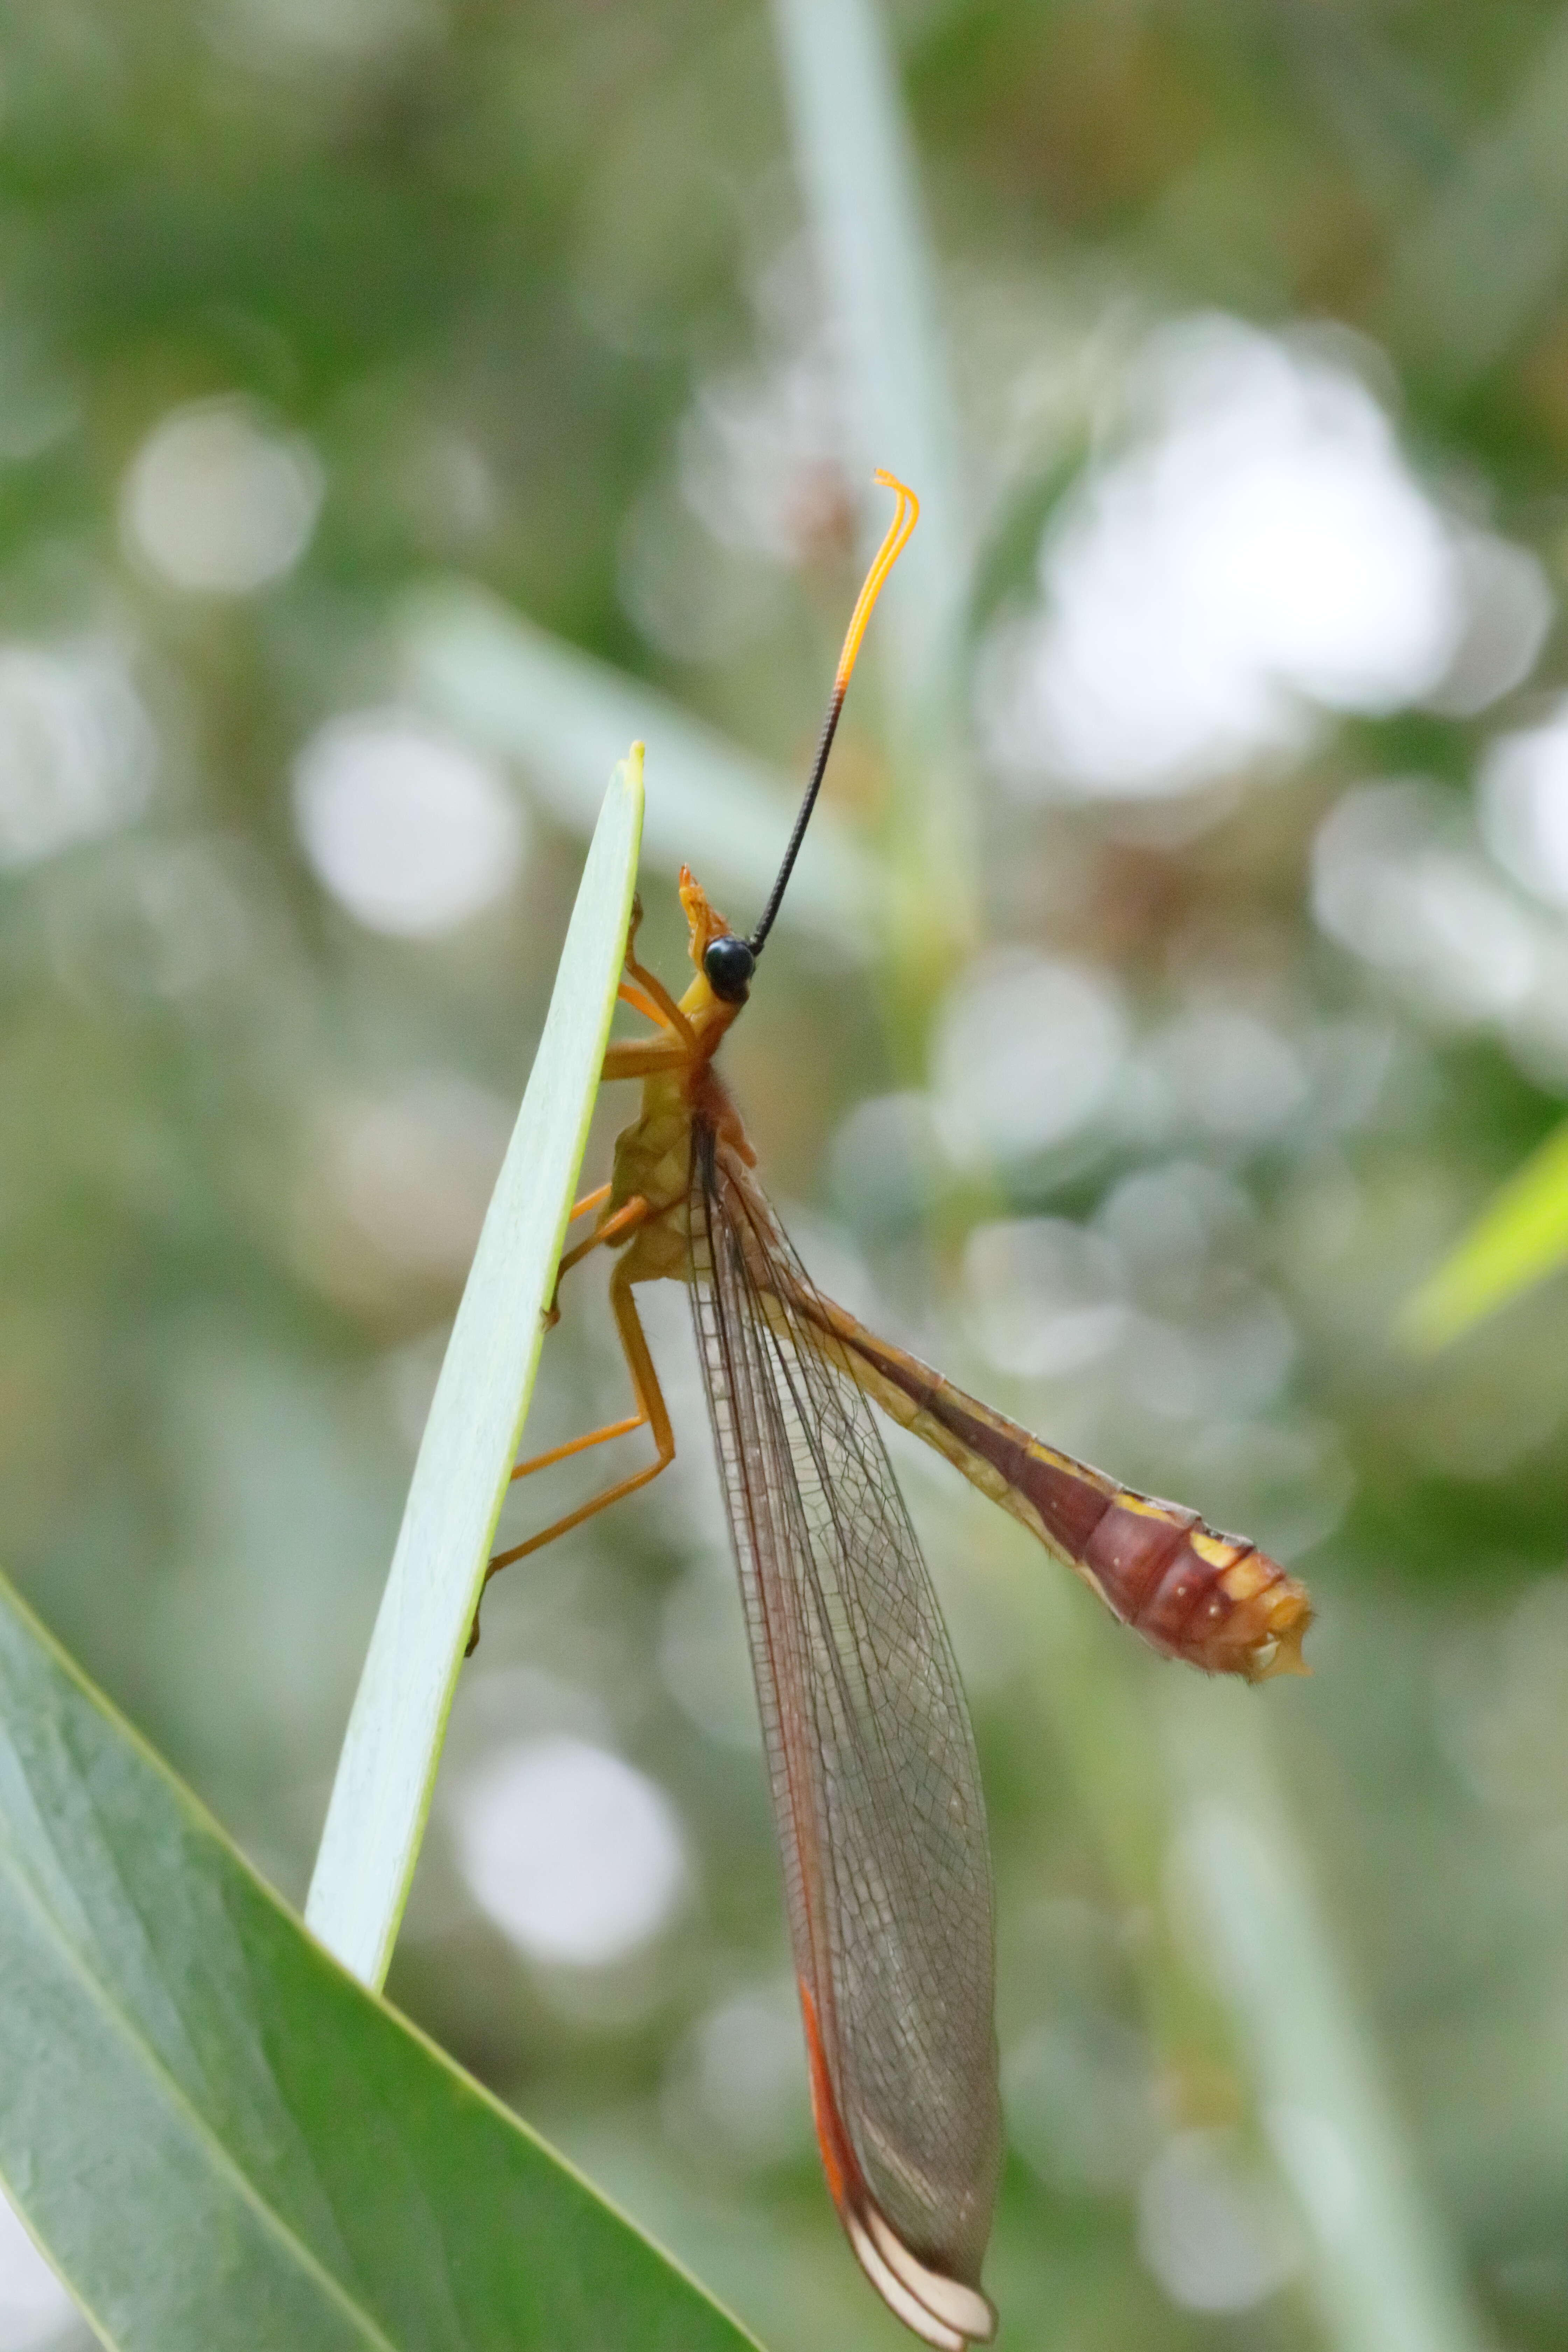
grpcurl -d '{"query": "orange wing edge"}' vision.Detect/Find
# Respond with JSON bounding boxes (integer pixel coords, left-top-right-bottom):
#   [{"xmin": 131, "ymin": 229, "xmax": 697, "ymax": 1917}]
[{"xmin": 798, "ymin": 1980, "xmax": 997, "ymax": 2351}]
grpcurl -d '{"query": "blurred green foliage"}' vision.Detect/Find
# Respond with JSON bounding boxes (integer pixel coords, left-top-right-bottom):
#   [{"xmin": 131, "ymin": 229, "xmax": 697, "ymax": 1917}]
[
  {"xmin": 4, "ymin": 2, "xmax": 1568, "ymax": 2349},
  {"xmin": 1405, "ymin": 1114, "xmax": 1568, "ymax": 1348}
]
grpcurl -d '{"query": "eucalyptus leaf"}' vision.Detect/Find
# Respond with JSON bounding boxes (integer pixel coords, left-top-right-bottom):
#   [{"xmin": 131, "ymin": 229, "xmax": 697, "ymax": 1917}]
[
  {"xmin": 307, "ymin": 751, "xmax": 643, "ymax": 1990},
  {"xmin": 0, "ymin": 1567, "xmax": 759, "ymax": 2352}
]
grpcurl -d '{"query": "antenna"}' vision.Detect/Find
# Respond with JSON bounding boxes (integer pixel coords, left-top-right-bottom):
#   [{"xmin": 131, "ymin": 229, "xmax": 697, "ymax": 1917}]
[{"xmin": 747, "ymin": 469, "xmax": 918, "ymax": 956}]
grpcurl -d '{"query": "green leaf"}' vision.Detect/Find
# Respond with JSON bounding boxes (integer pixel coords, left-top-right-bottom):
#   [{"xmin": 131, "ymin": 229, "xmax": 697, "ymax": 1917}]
[
  {"xmin": 1400, "ymin": 1116, "xmax": 1568, "ymax": 1350},
  {"xmin": 306, "ymin": 751, "xmax": 643, "ymax": 1990},
  {"xmin": 0, "ymin": 1568, "xmax": 760, "ymax": 2352}
]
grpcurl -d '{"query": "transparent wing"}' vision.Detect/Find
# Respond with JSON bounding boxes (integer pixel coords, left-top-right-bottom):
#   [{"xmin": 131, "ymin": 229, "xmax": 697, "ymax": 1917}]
[{"xmin": 689, "ymin": 1122, "xmax": 1000, "ymax": 2348}]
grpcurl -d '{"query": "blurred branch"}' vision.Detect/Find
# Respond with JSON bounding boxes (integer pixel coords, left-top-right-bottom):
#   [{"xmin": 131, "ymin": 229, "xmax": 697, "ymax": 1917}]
[
  {"xmin": 1164, "ymin": 1681, "xmax": 1489, "ymax": 2352},
  {"xmin": 770, "ymin": 0, "xmax": 978, "ymax": 996},
  {"xmin": 1385, "ymin": 7, "xmax": 1568, "ymax": 384},
  {"xmin": 1400, "ymin": 1116, "xmax": 1568, "ymax": 1351},
  {"xmin": 397, "ymin": 579, "xmax": 877, "ymax": 949},
  {"xmin": 1267, "ymin": 0, "xmax": 1458, "ymax": 219}
]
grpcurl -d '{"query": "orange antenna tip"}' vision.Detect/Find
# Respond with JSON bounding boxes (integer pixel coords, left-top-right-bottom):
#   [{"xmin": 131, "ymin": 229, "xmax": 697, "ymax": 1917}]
[
  {"xmin": 748, "ymin": 470, "xmax": 919, "ymax": 955},
  {"xmin": 833, "ymin": 472, "xmax": 919, "ymax": 696}
]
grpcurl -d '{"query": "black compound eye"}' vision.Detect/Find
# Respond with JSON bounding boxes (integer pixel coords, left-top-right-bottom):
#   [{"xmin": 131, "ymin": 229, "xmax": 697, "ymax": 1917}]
[{"xmin": 703, "ymin": 933, "xmax": 756, "ymax": 1002}]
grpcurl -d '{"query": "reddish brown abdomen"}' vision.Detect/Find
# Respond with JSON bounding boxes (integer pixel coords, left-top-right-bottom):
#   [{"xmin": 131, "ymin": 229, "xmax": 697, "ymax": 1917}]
[
  {"xmin": 807, "ymin": 1299, "xmax": 1311, "ymax": 1682},
  {"xmin": 1016, "ymin": 1452, "xmax": 1306, "ymax": 1678}
]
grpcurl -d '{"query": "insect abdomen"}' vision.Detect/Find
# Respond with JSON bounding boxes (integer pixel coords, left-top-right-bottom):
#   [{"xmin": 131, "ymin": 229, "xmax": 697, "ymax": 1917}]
[
  {"xmin": 807, "ymin": 1297, "xmax": 1311, "ymax": 1683},
  {"xmin": 1024, "ymin": 1456, "xmax": 1307, "ymax": 1679}
]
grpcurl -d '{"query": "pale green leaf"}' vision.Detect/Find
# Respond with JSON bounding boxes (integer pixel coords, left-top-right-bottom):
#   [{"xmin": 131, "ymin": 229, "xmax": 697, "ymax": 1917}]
[{"xmin": 306, "ymin": 750, "xmax": 643, "ymax": 1990}]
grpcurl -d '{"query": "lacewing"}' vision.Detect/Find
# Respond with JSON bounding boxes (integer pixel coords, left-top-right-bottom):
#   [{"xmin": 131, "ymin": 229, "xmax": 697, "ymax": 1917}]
[{"xmin": 477, "ymin": 473, "xmax": 1312, "ymax": 2348}]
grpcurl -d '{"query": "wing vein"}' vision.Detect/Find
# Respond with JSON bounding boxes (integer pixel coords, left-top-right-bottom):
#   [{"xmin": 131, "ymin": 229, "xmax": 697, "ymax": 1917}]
[{"xmin": 687, "ymin": 1117, "xmax": 1000, "ymax": 2294}]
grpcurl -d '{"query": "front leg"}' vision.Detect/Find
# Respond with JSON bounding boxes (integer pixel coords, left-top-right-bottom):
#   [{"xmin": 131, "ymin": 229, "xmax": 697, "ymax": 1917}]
[{"xmin": 615, "ymin": 893, "xmax": 698, "ymax": 1049}]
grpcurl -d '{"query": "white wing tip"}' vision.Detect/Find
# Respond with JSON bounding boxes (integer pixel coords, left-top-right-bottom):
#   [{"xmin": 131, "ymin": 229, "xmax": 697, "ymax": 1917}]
[
  {"xmin": 844, "ymin": 2203, "xmax": 996, "ymax": 2346},
  {"xmin": 798, "ymin": 1978, "xmax": 998, "ymax": 2344}
]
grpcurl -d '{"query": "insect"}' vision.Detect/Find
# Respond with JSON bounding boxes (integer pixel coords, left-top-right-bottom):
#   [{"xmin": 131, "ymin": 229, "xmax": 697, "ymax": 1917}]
[{"xmin": 477, "ymin": 471, "xmax": 1312, "ymax": 2350}]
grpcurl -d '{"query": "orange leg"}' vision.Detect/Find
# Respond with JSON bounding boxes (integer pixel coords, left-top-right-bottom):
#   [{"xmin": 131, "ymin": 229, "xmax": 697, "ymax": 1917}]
[
  {"xmin": 618, "ymin": 980, "xmax": 667, "ymax": 1026},
  {"xmin": 544, "ymin": 1191, "xmax": 649, "ymax": 1327},
  {"xmin": 469, "ymin": 1261, "xmax": 674, "ymax": 1651},
  {"xmin": 507, "ymin": 1412, "xmax": 645, "ymax": 1483},
  {"xmin": 612, "ymin": 892, "xmax": 699, "ymax": 1048},
  {"xmin": 622, "ymin": 960, "xmax": 696, "ymax": 1049},
  {"xmin": 567, "ymin": 1182, "xmax": 612, "ymax": 1224},
  {"xmin": 601, "ymin": 1036, "xmax": 691, "ymax": 1080}
]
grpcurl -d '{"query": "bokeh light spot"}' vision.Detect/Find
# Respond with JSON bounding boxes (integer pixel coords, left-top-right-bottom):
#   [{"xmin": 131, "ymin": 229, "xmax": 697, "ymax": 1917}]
[
  {"xmin": 1314, "ymin": 779, "xmax": 1538, "ymax": 1022},
  {"xmin": 962, "ymin": 1218, "xmax": 1128, "ymax": 1379},
  {"xmin": 1425, "ymin": 531, "xmax": 1553, "ymax": 718},
  {"xmin": 933, "ymin": 951, "xmax": 1127, "ymax": 1166},
  {"xmin": 291, "ymin": 1073, "xmax": 513, "ymax": 1313},
  {"xmin": 1005, "ymin": 2015, "xmax": 1155, "ymax": 2194},
  {"xmin": 983, "ymin": 316, "xmax": 1466, "ymax": 799},
  {"xmin": 121, "ymin": 397, "xmax": 323, "ymax": 594},
  {"xmin": 1480, "ymin": 701, "xmax": 1568, "ymax": 910},
  {"xmin": 453, "ymin": 1735, "xmax": 687, "ymax": 1967},
  {"xmin": 1143, "ymin": 1008, "xmax": 1308, "ymax": 1142},
  {"xmin": 664, "ymin": 1980, "xmax": 813, "ymax": 2168},
  {"xmin": 293, "ymin": 707, "xmax": 525, "ymax": 936},
  {"xmin": 1138, "ymin": 2128, "xmax": 1299, "ymax": 2314},
  {"xmin": 0, "ymin": 641, "xmax": 153, "ymax": 870}
]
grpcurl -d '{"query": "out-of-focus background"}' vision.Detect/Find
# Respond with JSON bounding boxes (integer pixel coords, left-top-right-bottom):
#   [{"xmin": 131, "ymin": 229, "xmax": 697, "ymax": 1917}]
[{"xmin": 4, "ymin": 3, "xmax": 1568, "ymax": 2347}]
